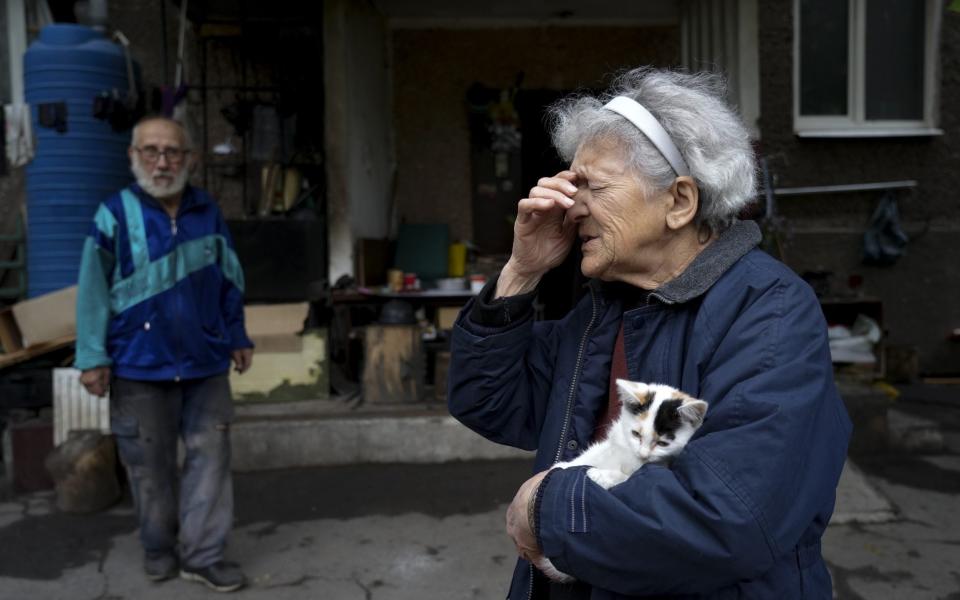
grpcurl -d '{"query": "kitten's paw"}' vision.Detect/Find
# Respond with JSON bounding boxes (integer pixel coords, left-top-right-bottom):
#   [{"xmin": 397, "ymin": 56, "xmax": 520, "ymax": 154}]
[
  {"xmin": 586, "ymin": 468, "xmax": 628, "ymax": 489},
  {"xmin": 535, "ymin": 556, "xmax": 576, "ymax": 584}
]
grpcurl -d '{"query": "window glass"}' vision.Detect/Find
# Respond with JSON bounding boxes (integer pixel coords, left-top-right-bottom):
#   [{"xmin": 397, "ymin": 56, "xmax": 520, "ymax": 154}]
[
  {"xmin": 799, "ymin": 0, "xmax": 849, "ymax": 116},
  {"xmin": 865, "ymin": 0, "xmax": 925, "ymax": 120}
]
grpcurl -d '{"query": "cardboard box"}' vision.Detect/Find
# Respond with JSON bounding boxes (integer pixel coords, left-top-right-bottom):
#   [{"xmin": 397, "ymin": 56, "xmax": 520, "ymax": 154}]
[
  {"xmin": 243, "ymin": 302, "xmax": 308, "ymax": 353},
  {"xmin": 10, "ymin": 286, "xmax": 77, "ymax": 348}
]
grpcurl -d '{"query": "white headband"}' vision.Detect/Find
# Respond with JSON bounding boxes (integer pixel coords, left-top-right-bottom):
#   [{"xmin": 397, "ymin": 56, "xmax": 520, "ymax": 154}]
[{"xmin": 603, "ymin": 96, "xmax": 690, "ymax": 177}]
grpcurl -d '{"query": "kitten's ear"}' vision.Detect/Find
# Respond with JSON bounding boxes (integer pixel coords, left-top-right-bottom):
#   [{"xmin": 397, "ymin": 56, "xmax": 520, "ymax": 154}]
[
  {"xmin": 678, "ymin": 399, "xmax": 709, "ymax": 427},
  {"xmin": 616, "ymin": 379, "xmax": 647, "ymax": 414},
  {"xmin": 615, "ymin": 379, "xmax": 646, "ymax": 402}
]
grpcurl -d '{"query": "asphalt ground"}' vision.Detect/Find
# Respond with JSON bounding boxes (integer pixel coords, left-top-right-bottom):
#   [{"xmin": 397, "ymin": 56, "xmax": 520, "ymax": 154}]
[{"xmin": 0, "ymin": 452, "xmax": 958, "ymax": 599}]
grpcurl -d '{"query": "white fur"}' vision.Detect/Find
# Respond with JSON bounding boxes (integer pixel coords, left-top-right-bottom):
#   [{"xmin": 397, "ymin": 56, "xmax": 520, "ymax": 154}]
[{"xmin": 535, "ymin": 380, "xmax": 708, "ymax": 584}]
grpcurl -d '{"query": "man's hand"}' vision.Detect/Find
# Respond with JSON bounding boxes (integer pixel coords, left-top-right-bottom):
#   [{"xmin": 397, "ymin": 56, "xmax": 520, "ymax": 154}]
[
  {"xmin": 79, "ymin": 367, "xmax": 111, "ymax": 397},
  {"xmin": 498, "ymin": 171, "xmax": 579, "ymax": 298},
  {"xmin": 506, "ymin": 470, "xmax": 550, "ymax": 562},
  {"xmin": 232, "ymin": 348, "xmax": 253, "ymax": 374}
]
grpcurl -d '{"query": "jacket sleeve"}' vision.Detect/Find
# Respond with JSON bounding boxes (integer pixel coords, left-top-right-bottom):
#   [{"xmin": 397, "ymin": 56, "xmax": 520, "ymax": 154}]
[
  {"xmin": 214, "ymin": 209, "xmax": 253, "ymax": 350},
  {"xmin": 536, "ymin": 278, "xmax": 852, "ymax": 596},
  {"xmin": 75, "ymin": 204, "xmax": 118, "ymax": 370},
  {"xmin": 447, "ymin": 277, "xmax": 565, "ymax": 451}
]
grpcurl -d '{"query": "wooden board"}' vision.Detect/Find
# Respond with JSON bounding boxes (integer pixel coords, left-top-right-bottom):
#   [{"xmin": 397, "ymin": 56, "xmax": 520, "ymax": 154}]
[
  {"xmin": 433, "ymin": 351, "xmax": 450, "ymax": 403},
  {"xmin": 0, "ymin": 307, "xmax": 24, "ymax": 353},
  {"xmin": 0, "ymin": 335, "xmax": 75, "ymax": 370},
  {"xmin": 363, "ymin": 325, "xmax": 423, "ymax": 404}
]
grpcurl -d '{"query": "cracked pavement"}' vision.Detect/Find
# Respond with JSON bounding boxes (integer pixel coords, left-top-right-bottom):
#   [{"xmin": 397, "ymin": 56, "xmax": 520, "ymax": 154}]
[{"xmin": 0, "ymin": 460, "xmax": 531, "ymax": 599}]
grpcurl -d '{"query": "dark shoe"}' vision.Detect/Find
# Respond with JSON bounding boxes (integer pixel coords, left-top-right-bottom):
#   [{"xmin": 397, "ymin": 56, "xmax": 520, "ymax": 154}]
[
  {"xmin": 144, "ymin": 552, "xmax": 178, "ymax": 582},
  {"xmin": 180, "ymin": 561, "xmax": 246, "ymax": 592}
]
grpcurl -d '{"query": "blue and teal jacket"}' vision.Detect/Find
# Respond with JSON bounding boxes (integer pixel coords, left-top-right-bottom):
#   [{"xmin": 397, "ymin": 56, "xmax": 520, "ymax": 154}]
[{"xmin": 75, "ymin": 183, "xmax": 253, "ymax": 381}]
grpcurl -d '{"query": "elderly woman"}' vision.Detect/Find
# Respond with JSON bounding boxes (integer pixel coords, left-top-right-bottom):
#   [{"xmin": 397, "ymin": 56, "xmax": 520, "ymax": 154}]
[{"xmin": 447, "ymin": 68, "xmax": 851, "ymax": 599}]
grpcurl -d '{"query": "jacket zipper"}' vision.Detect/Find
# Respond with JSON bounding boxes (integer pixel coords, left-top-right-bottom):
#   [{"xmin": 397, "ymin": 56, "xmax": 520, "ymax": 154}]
[
  {"xmin": 527, "ymin": 564, "xmax": 534, "ymax": 600},
  {"xmin": 526, "ymin": 287, "xmax": 597, "ymax": 600},
  {"xmin": 552, "ymin": 285, "xmax": 599, "ymax": 463},
  {"xmin": 170, "ymin": 213, "xmax": 182, "ymax": 381}
]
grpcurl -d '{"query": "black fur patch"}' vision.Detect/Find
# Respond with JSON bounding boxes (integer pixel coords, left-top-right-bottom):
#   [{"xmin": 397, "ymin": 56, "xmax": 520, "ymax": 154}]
[{"xmin": 653, "ymin": 399, "xmax": 683, "ymax": 436}]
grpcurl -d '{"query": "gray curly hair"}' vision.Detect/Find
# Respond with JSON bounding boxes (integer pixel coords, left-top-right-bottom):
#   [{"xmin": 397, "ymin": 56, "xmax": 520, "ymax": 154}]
[{"xmin": 548, "ymin": 68, "xmax": 756, "ymax": 231}]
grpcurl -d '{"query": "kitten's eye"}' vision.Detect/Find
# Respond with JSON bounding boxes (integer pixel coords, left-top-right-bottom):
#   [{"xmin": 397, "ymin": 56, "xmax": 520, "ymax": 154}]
[
  {"xmin": 656, "ymin": 440, "xmax": 670, "ymax": 447},
  {"xmin": 631, "ymin": 431, "xmax": 641, "ymax": 438}
]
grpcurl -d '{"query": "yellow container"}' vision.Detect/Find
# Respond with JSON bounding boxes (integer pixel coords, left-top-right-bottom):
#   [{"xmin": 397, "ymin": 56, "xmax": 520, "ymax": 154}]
[{"xmin": 448, "ymin": 243, "xmax": 467, "ymax": 277}]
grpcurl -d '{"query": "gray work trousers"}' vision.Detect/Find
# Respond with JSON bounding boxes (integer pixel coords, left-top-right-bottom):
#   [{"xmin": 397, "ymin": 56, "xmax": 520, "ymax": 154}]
[{"xmin": 110, "ymin": 374, "xmax": 235, "ymax": 569}]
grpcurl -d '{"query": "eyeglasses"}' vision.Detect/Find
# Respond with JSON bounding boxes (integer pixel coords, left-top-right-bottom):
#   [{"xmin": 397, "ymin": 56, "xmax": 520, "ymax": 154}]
[{"xmin": 135, "ymin": 146, "xmax": 189, "ymax": 164}]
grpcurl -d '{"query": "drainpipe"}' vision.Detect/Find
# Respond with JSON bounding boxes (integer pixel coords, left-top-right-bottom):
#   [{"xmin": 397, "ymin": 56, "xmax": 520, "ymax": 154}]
[{"xmin": 6, "ymin": 0, "xmax": 26, "ymax": 104}]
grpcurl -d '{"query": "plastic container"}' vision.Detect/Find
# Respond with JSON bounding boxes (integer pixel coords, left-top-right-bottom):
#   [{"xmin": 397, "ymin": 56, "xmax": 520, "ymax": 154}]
[{"xmin": 24, "ymin": 24, "xmax": 138, "ymax": 297}]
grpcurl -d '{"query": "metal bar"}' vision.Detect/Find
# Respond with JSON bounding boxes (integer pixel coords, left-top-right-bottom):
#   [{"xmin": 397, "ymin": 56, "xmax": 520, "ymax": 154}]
[
  {"xmin": 6, "ymin": 0, "xmax": 27, "ymax": 104},
  {"xmin": 762, "ymin": 180, "xmax": 918, "ymax": 197},
  {"xmin": 193, "ymin": 85, "xmax": 279, "ymax": 92},
  {"xmin": 161, "ymin": 0, "xmax": 169, "ymax": 84},
  {"xmin": 201, "ymin": 36, "xmax": 209, "ymax": 189}
]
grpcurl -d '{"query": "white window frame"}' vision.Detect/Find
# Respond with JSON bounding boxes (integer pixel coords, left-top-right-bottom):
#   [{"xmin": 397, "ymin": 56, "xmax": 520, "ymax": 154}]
[{"xmin": 793, "ymin": 0, "xmax": 942, "ymax": 138}]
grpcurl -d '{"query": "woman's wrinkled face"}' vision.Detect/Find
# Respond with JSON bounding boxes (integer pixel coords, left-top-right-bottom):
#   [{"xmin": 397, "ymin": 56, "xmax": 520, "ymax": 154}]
[{"xmin": 567, "ymin": 139, "xmax": 671, "ymax": 284}]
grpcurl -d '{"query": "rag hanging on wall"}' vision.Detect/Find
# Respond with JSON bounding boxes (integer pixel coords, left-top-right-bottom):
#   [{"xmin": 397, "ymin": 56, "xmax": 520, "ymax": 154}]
[
  {"xmin": 863, "ymin": 191, "xmax": 909, "ymax": 266},
  {"xmin": 4, "ymin": 103, "xmax": 35, "ymax": 167},
  {"xmin": 91, "ymin": 31, "xmax": 142, "ymax": 132}
]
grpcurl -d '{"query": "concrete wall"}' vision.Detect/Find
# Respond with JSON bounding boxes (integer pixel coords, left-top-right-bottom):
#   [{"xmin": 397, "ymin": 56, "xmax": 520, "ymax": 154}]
[
  {"xmin": 325, "ymin": 0, "xmax": 393, "ymax": 283},
  {"xmin": 390, "ymin": 26, "xmax": 680, "ymax": 243},
  {"xmin": 756, "ymin": 1, "xmax": 960, "ymax": 373}
]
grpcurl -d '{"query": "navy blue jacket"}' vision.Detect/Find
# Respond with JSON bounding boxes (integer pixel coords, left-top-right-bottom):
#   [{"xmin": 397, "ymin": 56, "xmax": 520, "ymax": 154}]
[
  {"xmin": 448, "ymin": 221, "xmax": 852, "ymax": 599},
  {"xmin": 76, "ymin": 184, "xmax": 252, "ymax": 381}
]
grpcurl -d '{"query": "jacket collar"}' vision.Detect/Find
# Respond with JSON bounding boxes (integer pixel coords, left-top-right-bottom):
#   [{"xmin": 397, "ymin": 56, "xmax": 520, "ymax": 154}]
[
  {"xmin": 591, "ymin": 219, "xmax": 762, "ymax": 306},
  {"xmin": 653, "ymin": 219, "xmax": 762, "ymax": 304},
  {"xmin": 130, "ymin": 182, "xmax": 207, "ymax": 214}
]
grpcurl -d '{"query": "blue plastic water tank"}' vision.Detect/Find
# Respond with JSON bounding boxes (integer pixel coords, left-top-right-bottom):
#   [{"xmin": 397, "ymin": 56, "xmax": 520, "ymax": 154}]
[{"xmin": 24, "ymin": 24, "xmax": 137, "ymax": 297}]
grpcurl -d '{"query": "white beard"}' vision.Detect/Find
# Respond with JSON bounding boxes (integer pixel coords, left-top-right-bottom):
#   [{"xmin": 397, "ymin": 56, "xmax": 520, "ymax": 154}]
[{"xmin": 131, "ymin": 158, "xmax": 190, "ymax": 199}]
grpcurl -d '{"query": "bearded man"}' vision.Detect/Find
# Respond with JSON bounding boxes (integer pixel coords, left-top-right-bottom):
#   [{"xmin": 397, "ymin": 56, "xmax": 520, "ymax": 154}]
[{"xmin": 75, "ymin": 116, "xmax": 253, "ymax": 592}]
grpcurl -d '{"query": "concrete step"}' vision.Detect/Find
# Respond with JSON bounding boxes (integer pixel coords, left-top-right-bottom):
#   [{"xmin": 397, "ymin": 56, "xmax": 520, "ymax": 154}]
[
  {"xmin": 229, "ymin": 401, "xmax": 899, "ymax": 530},
  {"xmin": 231, "ymin": 398, "xmax": 531, "ymax": 471}
]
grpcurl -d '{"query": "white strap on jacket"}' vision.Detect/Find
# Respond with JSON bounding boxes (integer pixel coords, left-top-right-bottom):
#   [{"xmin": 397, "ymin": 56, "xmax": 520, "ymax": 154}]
[{"xmin": 603, "ymin": 96, "xmax": 690, "ymax": 177}]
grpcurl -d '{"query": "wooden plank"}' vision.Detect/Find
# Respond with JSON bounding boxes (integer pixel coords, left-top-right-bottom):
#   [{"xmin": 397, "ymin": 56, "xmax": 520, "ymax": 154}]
[
  {"xmin": 0, "ymin": 307, "xmax": 24, "ymax": 353},
  {"xmin": 0, "ymin": 335, "xmax": 75, "ymax": 370},
  {"xmin": 921, "ymin": 377, "xmax": 960, "ymax": 385},
  {"xmin": 433, "ymin": 351, "xmax": 450, "ymax": 403},
  {"xmin": 363, "ymin": 325, "xmax": 422, "ymax": 404}
]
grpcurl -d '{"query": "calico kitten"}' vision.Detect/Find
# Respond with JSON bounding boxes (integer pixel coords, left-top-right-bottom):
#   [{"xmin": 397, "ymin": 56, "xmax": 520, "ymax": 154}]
[{"xmin": 535, "ymin": 379, "xmax": 709, "ymax": 584}]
